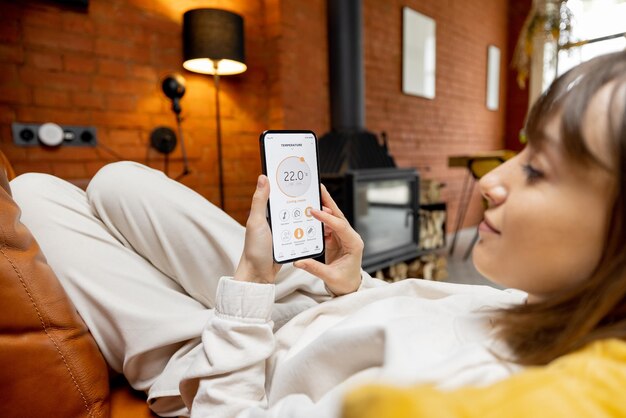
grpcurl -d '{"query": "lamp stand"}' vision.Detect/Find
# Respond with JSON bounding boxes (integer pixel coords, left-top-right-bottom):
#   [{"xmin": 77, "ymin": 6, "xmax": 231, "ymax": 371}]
[{"xmin": 213, "ymin": 60, "xmax": 225, "ymax": 210}]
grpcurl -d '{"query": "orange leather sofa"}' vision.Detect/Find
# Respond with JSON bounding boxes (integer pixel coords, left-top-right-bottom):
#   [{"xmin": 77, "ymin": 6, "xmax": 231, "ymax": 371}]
[{"xmin": 0, "ymin": 155, "xmax": 158, "ymax": 417}]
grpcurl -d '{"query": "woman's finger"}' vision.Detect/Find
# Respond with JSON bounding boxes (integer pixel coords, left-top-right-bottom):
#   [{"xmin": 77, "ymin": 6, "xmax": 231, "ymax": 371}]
[
  {"xmin": 321, "ymin": 206, "xmax": 333, "ymax": 234},
  {"xmin": 320, "ymin": 184, "xmax": 346, "ymax": 220},
  {"xmin": 311, "ymin": 208, "xmax": 363, "ymax": 251}
]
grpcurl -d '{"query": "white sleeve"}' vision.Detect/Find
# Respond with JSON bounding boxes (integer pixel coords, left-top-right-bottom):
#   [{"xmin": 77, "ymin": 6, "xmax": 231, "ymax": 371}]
[
  {"xmin": 178, "ymin": 276, "xmax": 369, "ymax": 418},
  {"xmin": 179, "ymin": 277, "xmax": 277, "ymax": 417}
]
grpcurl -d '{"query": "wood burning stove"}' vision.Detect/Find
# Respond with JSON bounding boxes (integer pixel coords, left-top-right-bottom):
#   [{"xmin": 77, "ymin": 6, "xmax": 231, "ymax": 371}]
[
  {"xmin": 318, "ymin": 129, "xmax": 421, "ymax": 272},
  {"xmin": 322, "ymin": 167, "xmax": 420, "ymax": 272}
]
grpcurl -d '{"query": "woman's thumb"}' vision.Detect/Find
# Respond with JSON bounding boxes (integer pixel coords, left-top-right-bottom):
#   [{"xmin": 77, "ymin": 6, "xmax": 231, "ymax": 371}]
[{"xmin": 249, "ymin": 175, "xmax": 269, "ymax": 222}]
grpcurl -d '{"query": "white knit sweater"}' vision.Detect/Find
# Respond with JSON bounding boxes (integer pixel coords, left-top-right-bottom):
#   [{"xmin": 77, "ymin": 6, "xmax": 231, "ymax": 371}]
[{"xmin": 177, "ymin": 276, "xmax": 526, "ymax": 417}]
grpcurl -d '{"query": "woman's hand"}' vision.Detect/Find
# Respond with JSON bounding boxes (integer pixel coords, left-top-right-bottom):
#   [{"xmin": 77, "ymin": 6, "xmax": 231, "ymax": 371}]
[
  {"xmin": 294, "ymin": 184, "xmax": 364, "ymax": 296},
  {"xmin": 234, "ymin": 175, "xmax": 281, "ymax": 284}
]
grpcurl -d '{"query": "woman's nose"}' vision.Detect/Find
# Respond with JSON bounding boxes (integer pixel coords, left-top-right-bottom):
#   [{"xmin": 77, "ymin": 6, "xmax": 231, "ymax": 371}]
[{"xmin": 478, "ymin": 170, "xmax": 507, "ymax": 206}]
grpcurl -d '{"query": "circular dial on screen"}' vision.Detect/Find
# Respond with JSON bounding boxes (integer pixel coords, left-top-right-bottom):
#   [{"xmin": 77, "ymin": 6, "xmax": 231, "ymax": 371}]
[{"xmin": 276, "ymin": 156, "xmax": 312, "ymax": 197}]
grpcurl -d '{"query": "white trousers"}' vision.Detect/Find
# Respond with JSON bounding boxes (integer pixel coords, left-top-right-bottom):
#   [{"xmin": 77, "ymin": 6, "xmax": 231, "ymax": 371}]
[{"xmin": 10, "ymin": 162, "xmax": 333, "ymax": 416}]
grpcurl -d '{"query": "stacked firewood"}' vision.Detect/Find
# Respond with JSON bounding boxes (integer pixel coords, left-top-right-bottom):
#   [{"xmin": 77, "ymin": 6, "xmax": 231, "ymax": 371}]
[
  {"xmin": 418, "ymin": 179, "xmax": 446, "ymax": 250},
  {"xmin": 418, "ymin": 208, "xmax": 446, "ymax": 250},
  {"xmin": 375, "ymin": 254, "xmax": 448, "ymax": 282},
  {"xmin": 420, "ymin": 179, "xmax": 444, "ymax": 204}
]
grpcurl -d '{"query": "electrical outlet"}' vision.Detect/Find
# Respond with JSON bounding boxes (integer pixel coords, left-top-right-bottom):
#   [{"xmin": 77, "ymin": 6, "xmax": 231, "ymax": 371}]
[{"xmin": 11, "ymin": 123, "xmax": 98, "ymax": 147}]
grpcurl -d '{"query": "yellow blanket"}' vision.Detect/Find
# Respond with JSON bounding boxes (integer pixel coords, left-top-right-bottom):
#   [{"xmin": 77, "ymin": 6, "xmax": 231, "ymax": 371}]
[{"xmin": 343, "ymin": 339, "xmax": 626, "ymax": 418}]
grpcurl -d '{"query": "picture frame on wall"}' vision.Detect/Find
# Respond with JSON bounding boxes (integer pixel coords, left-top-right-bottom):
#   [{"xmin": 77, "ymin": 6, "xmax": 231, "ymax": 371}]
[
  {"xmin": 486, "ymin": 45, "xmax": 501, "ymax": 111},
  {"xmin": 402, "ymin": 7, "xmax": 436, "ymax": 99}
]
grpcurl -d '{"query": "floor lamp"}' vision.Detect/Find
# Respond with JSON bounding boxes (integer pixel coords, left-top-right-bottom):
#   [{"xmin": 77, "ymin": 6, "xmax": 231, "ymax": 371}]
[{"xmin": 182, "ymin": 8, "xmax": 247, "ymax": 210}]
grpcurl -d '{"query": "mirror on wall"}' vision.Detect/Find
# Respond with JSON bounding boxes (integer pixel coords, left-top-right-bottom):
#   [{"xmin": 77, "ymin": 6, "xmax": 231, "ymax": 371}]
[{"xmin": 402, "ymin": 7, "xmax": 436, "ymax": 99}]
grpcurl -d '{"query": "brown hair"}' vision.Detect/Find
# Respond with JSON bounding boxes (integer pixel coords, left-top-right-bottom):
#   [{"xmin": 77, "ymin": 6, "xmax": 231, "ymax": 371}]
[{"xmin": 495, "ymin": 50, "xmax": 626, "ymax": 366}]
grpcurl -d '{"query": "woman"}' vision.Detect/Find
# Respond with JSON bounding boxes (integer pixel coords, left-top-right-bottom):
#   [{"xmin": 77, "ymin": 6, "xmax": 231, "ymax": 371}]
[
  {"xmin": 10, "ymin": 51, "xmax": 626, "ymax": 417},
  {"xmin": 343, "ymin": 50, "xmax": 626, "ymax": 417}
]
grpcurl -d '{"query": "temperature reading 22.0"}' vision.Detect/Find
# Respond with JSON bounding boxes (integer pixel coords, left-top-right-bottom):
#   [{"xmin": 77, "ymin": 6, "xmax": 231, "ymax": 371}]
[
  {"xmin": 276, "ymin": 156, "xmax": 312, "ymax": 197},
  {"xmin": 283, "ymin": 170, "xmax": 306, "ymax": 182}
]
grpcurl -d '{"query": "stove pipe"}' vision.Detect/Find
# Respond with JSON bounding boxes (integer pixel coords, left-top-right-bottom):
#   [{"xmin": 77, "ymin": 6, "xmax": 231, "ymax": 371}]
[{"xmin": 328, "ymin": 0, "xmax": 365, "ymax": 132}]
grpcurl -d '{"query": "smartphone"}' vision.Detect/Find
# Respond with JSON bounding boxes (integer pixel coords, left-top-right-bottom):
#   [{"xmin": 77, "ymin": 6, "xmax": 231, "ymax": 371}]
[{"xmin": 260, "ymin": 130, "xmax": 325, "ymax": 264}]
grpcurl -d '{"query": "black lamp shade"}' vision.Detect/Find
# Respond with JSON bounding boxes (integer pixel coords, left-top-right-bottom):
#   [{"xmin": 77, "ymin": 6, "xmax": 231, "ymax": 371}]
[{"xmin": 183, "ymin": 8, "xmax": 246, "ymax": 75}]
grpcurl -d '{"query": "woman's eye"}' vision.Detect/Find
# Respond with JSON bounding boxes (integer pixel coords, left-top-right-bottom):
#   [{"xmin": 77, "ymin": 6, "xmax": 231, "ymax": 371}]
[{"xmin": 522, "ymin": 163, "xmax": 543, "ymax": 182}]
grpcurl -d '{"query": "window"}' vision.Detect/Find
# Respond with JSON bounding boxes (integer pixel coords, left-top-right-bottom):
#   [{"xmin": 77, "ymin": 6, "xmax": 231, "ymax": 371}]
[{"xmin": 536, "ymin": 0, "xmax": 626, "ymax": 98}]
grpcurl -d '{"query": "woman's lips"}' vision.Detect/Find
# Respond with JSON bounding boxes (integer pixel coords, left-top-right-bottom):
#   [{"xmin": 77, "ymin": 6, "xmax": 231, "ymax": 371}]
[{"xmin": 479, "ymin": 218, "xmax": 501, "ymax": 234}]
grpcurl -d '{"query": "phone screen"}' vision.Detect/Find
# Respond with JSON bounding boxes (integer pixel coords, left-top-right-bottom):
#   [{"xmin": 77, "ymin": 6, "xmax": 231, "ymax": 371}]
[{"xmin": 261, "ymin": 130, "xmax": 324, "ymax": 263}]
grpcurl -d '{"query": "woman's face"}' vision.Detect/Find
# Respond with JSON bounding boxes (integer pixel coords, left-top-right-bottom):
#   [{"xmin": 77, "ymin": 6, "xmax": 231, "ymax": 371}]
[{"xmin": 473, "ymin": 87, "xmax": 617, "ymax": 301}]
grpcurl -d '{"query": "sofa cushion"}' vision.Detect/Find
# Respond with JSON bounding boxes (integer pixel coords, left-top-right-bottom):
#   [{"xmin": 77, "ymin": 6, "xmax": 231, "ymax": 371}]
[{"xmin": 0, "ymin": 166, "xmax": 111, "ymax": 417}]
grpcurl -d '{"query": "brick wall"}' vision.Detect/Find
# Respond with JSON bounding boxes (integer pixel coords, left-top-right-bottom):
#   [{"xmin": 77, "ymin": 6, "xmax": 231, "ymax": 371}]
[
  {"xmin": 0, "ymin": 0, "xmax": 522, "ymax": 230},
  {"xmin": 278, "ymin": 0, "xmax": 329, "ymax": 133},
  {"xmin": 0, "ymin": 0, "xmax": 272, "ymax": 223},
  {"xmin": 362, "ymin": 0, "xmax": 510, "ymax": 230}
]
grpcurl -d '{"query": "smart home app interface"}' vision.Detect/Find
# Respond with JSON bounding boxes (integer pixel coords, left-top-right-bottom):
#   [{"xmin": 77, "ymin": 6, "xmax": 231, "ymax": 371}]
[{"xmin": 264, "ymin": 132, "xmax": 323, "ymax": 263}]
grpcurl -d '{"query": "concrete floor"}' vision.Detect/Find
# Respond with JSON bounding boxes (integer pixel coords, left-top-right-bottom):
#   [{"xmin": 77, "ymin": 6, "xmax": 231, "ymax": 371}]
[{"xmin": 442, "ymin": 227, "xmax": 502, "ymax": 289}]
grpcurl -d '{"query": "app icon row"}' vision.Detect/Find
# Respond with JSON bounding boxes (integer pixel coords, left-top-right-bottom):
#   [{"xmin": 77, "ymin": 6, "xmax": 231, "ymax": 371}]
[
  {"xmin": 279, "ymin": 206, "xmax": 313, "ymax": 222},
  {"xmin": 281, "ymin": 225, "xmax": 317, "ymax": 242}
]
